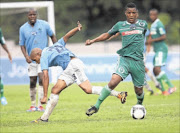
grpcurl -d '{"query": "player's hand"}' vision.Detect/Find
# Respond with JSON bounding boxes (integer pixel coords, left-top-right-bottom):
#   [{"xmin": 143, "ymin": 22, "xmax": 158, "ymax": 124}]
[
  {"xmin": 8, "ymin": 53, "xmax": 12, "ymax": 63},
  {"xmin": 25, "ymin": 55, "xmax": 32, "ymax": 63},
  {"xmin": 85, "ymin": 39, "xmax": 94, "ymax": 46},
  {"xmin": 41, "ymin": 96, "xmax": 47, "ymax": 104},
  {"xmin": 77, "ymin": 21, "xmax": 82, "ymax": 31}
]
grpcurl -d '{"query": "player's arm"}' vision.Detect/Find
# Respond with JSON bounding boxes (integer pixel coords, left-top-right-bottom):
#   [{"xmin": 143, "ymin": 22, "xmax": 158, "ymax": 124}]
[
  {"xmin": 86, "ymin": 22, "xmax": 120, "ymax": 45},
  {"xmin": 20, "ymin": 45, "xmax": 32, "ymax": 63},
  {"xmin": 1, "ymin": 43, "xmax": 12, "ymax": 63},
  {"xmin": 41, "ymin": 69, "xmax": 49, "ymax": 104},
  {"xmin": 107, "ymin": 32, "xmax": 120, "ymax": 41},
  {"xmin": 50, "ymin": 34, "xmax": 57, "ymax": 44},
  {"xmin": 85, "ymin": 33, "xmax": 112, "ymax": 45},
  {"xmin": 147, "ymin": 34, "xmax": 166, "ymax": 44},
  {"xmin": 63, "ymin": 21, "xmax": 82, "ymax": 43}
]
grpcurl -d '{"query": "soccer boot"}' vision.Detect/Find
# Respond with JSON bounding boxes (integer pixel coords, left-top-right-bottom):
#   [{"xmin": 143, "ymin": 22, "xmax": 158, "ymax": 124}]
[
  {"xmin": 86, "ymin": 106, "xmax": 98, "ymax": 116},
  {"xmin": 37, "ymin": 106, "xmax": 45, "ymax": 112},
  {"xmin": 156, "ymin": 83, "xmax": 162, "ymax": 90},
  {"xmin": 146, "ymin": 90, "xmax": 154, "ymax": 96},
  {"xmin": 117, "ymin": 92, "xmax": 128, "ymax": 104},
  {"xmin": 168, "ymin": 87, "xmax": 177, "ymax": 94},
  {"xmin": 162, "ymin": 91, "xmax": 170, "ymax": 96},
  {"xmin": 31, "ymin": 117, "xmax": 48, "ymax": 123},
  {"xmin": 1, "ymin": 97, "xmax": 8, "ymax": 105},
  {"xmin": 26, "ymin": 106, "xmax": 37, "ymax": 112}
]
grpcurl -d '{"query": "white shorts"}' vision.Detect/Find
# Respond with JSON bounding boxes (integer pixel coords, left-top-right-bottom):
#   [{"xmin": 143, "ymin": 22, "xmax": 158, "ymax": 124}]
[
  {"xmin": 28, "ymin": 63, "xmax": 42, "ymax": 77},
  {"xmin": 143, "ymin": 52, "xmax": 147, "ymax": 63},
  {"xmin": 59, "ymin": 58, "xmax": 88, "ymax": 86}
]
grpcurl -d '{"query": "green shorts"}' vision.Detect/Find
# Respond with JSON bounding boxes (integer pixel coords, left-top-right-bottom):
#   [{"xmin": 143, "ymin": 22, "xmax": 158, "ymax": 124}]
[
  {"xmin": 153, "ymin": 51, "xmax": 167, "ymax": 66},
  {"xmin": 114, "ymin": 56, "xmax": 146, "ymax": 87}
]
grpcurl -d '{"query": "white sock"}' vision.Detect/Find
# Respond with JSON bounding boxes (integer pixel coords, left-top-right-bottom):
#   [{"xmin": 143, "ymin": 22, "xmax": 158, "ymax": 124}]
[
  {"xmin": 30, "ymin": 87, "xmax": 36, "ymax": 106},
  {"xmin": 38, "ymin": 86, "xmax": 44, "ymax": 107},
  {"xmin": 41, "ymin": 94, "xmax": 59, "ymax": 120},
  {"xmin": 92, "ymin": 86, "xmax": 119, "ymax": 97},
  {"xmin": 147, "ymin": 70, "xmax": 159, "ymax": 86}
]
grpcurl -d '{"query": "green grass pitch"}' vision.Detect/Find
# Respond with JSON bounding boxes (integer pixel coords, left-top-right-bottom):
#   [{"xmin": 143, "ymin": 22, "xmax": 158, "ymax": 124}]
[{"xmin": 0, "ymin": 80, "xmax": 179, "ymax": 133}]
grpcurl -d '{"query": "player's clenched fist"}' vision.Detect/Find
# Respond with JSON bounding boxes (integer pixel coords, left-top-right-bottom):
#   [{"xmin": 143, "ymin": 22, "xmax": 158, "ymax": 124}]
[
  {"xmin": 41, "ymin": 96, "xmax": 47, "ymax": 104},
  {"xmin": 85, "ymin": 39, "xmax": 94, "ymax": 45}
]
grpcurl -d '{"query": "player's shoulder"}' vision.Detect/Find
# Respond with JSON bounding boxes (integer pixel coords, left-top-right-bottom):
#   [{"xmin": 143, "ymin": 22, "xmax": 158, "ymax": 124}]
[
  {"xmin": 37, "ymin": 19, "xmax": 49, "ymax": 25},
  {"xmin": 137, "ymin": 19, "xmax": 147, "ymax": 25},
  {"xmin": 20, "ymin": 22, "xmax": 29, "ymax": 30},
  {"xmin": 137, "ymin": 19, "xmax": 148, "ymax": 28},
  {"xmin": 157, "ymin": 19, "xmax": 164, "ymax": 27}
]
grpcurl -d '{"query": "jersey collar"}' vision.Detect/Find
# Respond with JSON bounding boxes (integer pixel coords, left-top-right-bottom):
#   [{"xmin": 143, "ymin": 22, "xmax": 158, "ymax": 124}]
[
  {"xmin": 152, "ymin": 18, "xmax": 159, "ymax": 25},
  {"xmin": 126, "ymin": 20, "xmax": 139, "ymax": 25}
]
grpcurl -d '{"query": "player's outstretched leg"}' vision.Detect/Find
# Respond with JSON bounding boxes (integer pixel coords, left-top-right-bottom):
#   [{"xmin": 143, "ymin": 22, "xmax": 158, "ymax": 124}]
[
  {"xmin": 31, "ymin": 93, "xmax": 59, "ymax": 123},
  {"xmin": 91, "ymin": 86, "xmax": 127, "ymax": 102},
  {"xmin": 156, "ymin": 71, "xmax": 176, "ymax": 95}
]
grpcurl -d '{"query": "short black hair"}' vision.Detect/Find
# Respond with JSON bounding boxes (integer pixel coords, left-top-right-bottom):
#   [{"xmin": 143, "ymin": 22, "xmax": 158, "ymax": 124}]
[
  {"xmin": 150, "ymin": 8, "xmax": 159, "ymax": 14},
  {"xmin": 125, "ymin": 2, "xmax": 138, "ymax": 11}
]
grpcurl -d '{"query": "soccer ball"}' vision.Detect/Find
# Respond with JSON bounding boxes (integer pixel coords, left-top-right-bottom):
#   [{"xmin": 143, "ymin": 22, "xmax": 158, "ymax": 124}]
[{"xmin": 130, "ymin": 105, "xmax": 146, "ymax": 119}]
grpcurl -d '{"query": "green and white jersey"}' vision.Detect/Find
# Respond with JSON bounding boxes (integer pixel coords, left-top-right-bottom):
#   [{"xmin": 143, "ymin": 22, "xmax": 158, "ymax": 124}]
[
  {"xmin": 108, "ymin": 19, "xmax": 147, "ymax": 61},
  {"xmin": 150, "ymin": 19, "xmax": 168, "ymax": 53},
  {"xmin": 0, "ymin": 28, "xmax": 5, "ymax": 45}
]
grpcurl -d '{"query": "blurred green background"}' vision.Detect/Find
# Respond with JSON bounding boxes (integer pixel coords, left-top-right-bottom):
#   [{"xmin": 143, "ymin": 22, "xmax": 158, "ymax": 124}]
[{"xmin": 0, "ymin": 0, "xmax": 179, "ymax": 45}]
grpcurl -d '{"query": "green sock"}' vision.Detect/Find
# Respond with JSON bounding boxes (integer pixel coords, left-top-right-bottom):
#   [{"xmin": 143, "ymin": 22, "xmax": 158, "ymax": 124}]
[
  {"xmin": 94, "ymin": 85, "xmax": 111, "ymax": 109},
  {"xmin": 157, "ymin": 78, "xmax": 165, "ymax": 92},
  {"xmin": 157, "ymin": 71, "xmax": 174, "ymax": 90},
  {"xmin": 136, "ymin": 92, "xmax": 144, "ymax": 105},
  {"xmin": 0, "ymin": 80, "xmax": 4, "ymax": 98}
]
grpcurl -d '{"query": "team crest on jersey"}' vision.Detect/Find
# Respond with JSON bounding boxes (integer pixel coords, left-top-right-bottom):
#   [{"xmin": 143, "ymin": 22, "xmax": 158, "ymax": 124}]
[
  {"xmin": 139, "ymin": 22, "xmax": 145, "ymax": 27},
  {"xmin": 118, "ymin": 67, "xmax": 125, "ymax": 73}
]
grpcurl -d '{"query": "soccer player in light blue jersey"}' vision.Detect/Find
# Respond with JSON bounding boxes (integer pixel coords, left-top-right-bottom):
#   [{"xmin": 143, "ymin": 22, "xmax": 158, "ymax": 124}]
[
  {"xmin": 30, "ymin": 22, "xmax": 126, "ymax": 122},
  {"xmin": 19, "ymin": 8, "xmax": 57, "ymax": 112}
]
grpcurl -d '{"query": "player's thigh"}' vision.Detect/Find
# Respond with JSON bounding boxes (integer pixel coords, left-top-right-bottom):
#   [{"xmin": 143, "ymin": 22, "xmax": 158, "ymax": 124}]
[
  {"xmin": 153, "ymin": 51, "xmax": 167, "ymax": 67},
  {"xmin": 51, "ymin": 79, "xmax": 67, "ymax": 94},
  {"xmin": 113, "ymin": 56, "xmax": 129, "ymax": 83},
  {"xmin": 108, "ymin": 74, "xmax": 123, "ymax": 89},
  {"xmin": 130, "ymin": 60, "xmax": 146, "ymax": 88},
  {"xmin": 79, "ymin": 80, "xmax": 92, "ymax": 94},
  {"xmin": 58, "ymin": 59, "xmax": 78, "ymax": 87}
]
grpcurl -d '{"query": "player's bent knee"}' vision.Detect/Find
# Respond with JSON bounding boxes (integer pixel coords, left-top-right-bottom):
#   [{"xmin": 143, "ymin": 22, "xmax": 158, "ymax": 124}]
[{"xmin": 135, "ymin": 87, "xmax": 143, "ymax": 96}]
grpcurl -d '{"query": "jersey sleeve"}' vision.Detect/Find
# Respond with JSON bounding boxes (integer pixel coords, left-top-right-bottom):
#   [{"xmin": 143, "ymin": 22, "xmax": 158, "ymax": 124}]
[
  {"xmin": 158, "ymin": 23, "xmax": 166, "ymax": 35},
  {"xmin": 0, "ymin": 30, "xmax": 5, "ymax": 45},
  {"xmin": 45, "ymin": 21, "xmax": 54, "ymax": 37},
  {"xmin": 58, "ymin": 37, "xmax": 66, "ymax": 46},
  {"xmin": 19, "ymin": 27, "xmax": 25, "ymax": 46},
  {"xmin": 108, "ymin": 22, "xmax": 120, "ymax": 35},
  {"xmin": 40, "ymin": 53, "xmax": 49, "ymax": 71}
]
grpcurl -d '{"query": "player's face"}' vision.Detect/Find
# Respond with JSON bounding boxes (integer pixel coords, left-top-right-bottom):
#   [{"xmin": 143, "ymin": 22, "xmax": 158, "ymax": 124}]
[
  {"xmin": 149, "ymin": 11, "xmax": 157, "ymax": 22},
  {"xmin": 28, "ymin": 10, "xmax": 37, "ymax": 25},
  {"xmin": 31, "ymin": 54, "xmax": 40, "ymax": 64},
  {"xmin": 125, "ymin": 8, "xmax": 138, "ymax": 24}
]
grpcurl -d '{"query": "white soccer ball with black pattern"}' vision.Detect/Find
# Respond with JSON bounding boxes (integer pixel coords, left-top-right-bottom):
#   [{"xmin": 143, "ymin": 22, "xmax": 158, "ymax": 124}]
[{"xmin": 130, "ymin": 105, "xmax": 146, "ymax": 119}]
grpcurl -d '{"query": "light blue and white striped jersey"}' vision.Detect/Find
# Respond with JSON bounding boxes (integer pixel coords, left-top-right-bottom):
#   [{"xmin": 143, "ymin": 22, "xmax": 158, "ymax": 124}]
[{"xmin": 40, "ymin": 38, "xmax": 76, "ymax": 71}]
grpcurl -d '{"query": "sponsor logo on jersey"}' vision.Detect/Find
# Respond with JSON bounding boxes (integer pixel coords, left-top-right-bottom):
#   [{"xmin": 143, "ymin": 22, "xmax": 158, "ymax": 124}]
[{"xmin": 122, "ymin": 30, "xmax": 142, "ymax": 36}]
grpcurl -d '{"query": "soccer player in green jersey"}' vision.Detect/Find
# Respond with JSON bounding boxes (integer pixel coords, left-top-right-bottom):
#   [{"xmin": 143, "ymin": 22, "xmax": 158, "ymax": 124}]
[
  {"xmin": 147, "ymin": 9, "xmax": 176, "ymax": 96},
  {"xmin": 0, "ymin": 27, "xmax": 12, "ymax": 105},
  {"xmin": 85, "ymin": 3, "xmax": 146, "ymax": 116}
]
